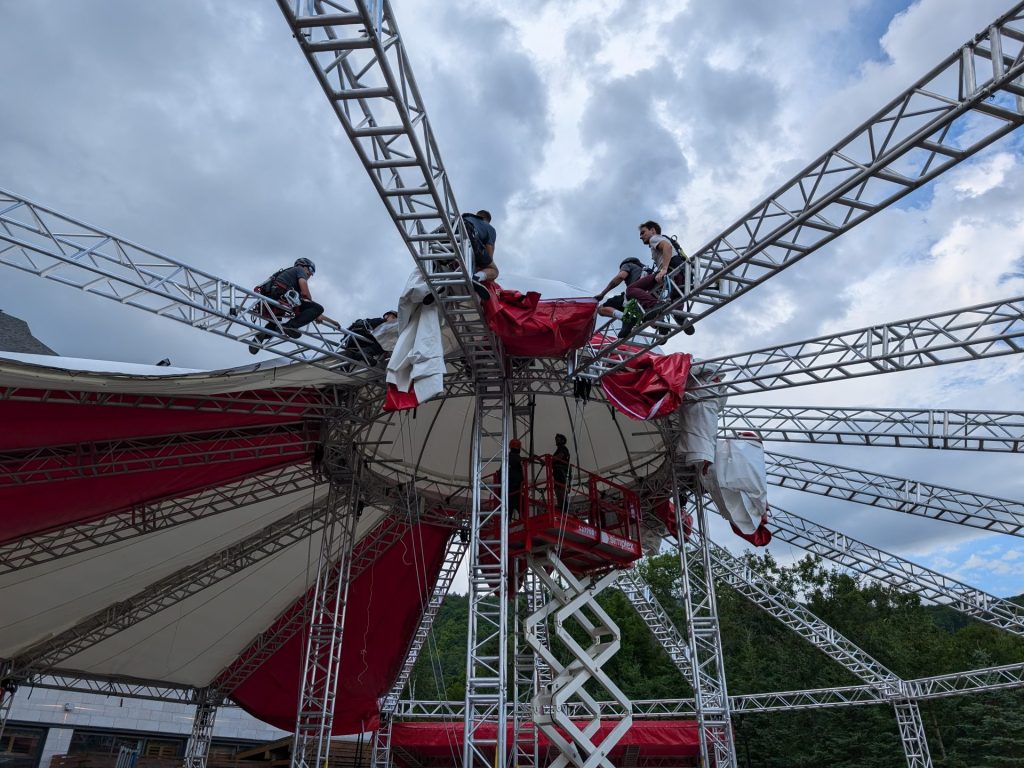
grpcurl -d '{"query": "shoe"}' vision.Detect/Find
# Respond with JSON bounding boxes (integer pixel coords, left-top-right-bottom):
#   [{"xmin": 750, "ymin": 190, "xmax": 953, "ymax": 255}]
[
  {"xmin": 472, "ymin": 278, "xmax": 491, "ymax": 301},
  {"xmin": 683, "ymin": 324, "xmax": 696, "ymax": 336},
  {"xmin": 422, "ymin": 293, "xmax": 435, "ymax": 306},
  {"xmin": 283, "ymin": 327, "xmax": 302, "ymax": 339},
  {"xmin": 248, "ymin": 332, "xmax": 271, "ymax": 355},
  {"xmin": 617, "ymin": 318, "xmax": 636, "ymax": 339}
]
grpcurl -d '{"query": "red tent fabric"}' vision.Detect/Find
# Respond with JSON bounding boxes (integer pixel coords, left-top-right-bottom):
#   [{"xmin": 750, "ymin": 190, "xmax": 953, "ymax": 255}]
[
  {"xmin": 483, "ymin": 284, "xmax": 597, "ymax": 357},
  {"xmin": 593, "ymin": 335, "xmax": 692, "ymax": 421},
  {"xmin": 389, "ymin": 720, "xmax": 701, "ymax": 764},
  {"xmin": 231, "ymin": 523, "xmax": 453, "ymax": 734},
  {"xmin": 383, "ymin": 383, "xmax": 420, "ymax": 412},
  {"xmin": 730, "ymin": 521, "xmax": 773, "ymax": 547}
]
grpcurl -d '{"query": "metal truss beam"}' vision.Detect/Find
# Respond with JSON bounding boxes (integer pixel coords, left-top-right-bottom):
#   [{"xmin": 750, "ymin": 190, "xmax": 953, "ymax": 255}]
[
  {"xmin": 21, "ymin": 672, "xmax": 198, "ymax": 704},
  {"xmin": 291, "ymin": 474, "xmax": 361, "ymax": 768},
  {"xmin": 765, "ymin": 451, "xmax": 1024, "ymax": 535},
  {"xmin": 673, "ymin": 483, "xmax": 737, "ymax": 767},
  {"xmin": 276, "ymin": 0, "xmax": 502, "ymax": 378},
  {"xmin": 720, "ymin": 404, "xmax": 1024, "ymax": 452},
  {"xmin": 210, "ymin": 509, "xmax": 411, "ymax": 696},
  {"xmin": 0, "ymin": 189, "xmax": 378, "ymax": 375},
  {"xmin": 616, "ymin": 569, "xmax": 692, "ymax": 681},
  {"xmin": 0, "ymin": 383, "xmax": 342, "ymax": 419},
  {"xmin": 694, "ymin": 296, "xmax": 1024, "ymax": 398},
  {"xmin": 575, "ymin": 4, "xmax": 1024, "ymax": 377},
  {"xmin": 184, "ymin": 688, "xmax": 221, "ymax": 768},
  {"xmin": 0, "ymin": 422, "xmax": 313, "ymax": 486},
  {"xmin": 909, "ymin": 660, "xmax": 1024, "ymax": 700},
  {"xmin": 0, "ymin": 465, "xmax": 318, "ymax": 574},
  {"xmin": 769, "ymin": 506, "xmax": 1024, "ymax": 635},
  {"xmin": 463, "ymin": 378, "xmax": 511, "ymax": 768},
  {"xmin": 8, "ymin": 494, "xmax": 333, "ymax": 677}
]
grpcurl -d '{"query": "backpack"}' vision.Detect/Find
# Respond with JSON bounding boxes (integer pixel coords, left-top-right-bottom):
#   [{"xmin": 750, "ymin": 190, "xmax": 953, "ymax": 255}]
[
  {"xmin": 462, "ymin": 214, "xmax": 491, "ymax": 269},
  {"xmin": 667, "ymin": 235, "xmax": 688, "ymax": 270}
]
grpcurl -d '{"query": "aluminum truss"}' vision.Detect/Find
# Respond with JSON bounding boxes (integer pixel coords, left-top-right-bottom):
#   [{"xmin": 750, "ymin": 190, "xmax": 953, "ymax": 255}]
[
  {"xmin": 692, "ymin": 295, "xmax": 1024, "ymax": 398},
  {"xmin": 765, "ymin": 451, "xmax": 1024, "ymax": 535},
  {"xmin": 7, "ymin": 494, "xmax": 333, "ymax": 678},
  {"xmin": 276, "ymin": 0, "xmax": 502, "ymax": 378},
  {"xmin": 512, "ymin": 566, "xmax": 550, "ymax": 768},
  {"xmin": 673, "ymin": 483, "xmax": 737, "ymax": 768},
  {"xmin": 526, "ymin": 551, "xmax": 632, "ymax": 768},
  {"xmin": 290, "ymin": 469, "xmax": 362, "ymax": 768},
  {"xmin": 616, "ymin": 569, "xmax": 693, "ymax": 681},
  {"xmin": 463, "ymin": 377, "xmax": 511, "ymax": 767},
  {"xmin": 769, "ymin": 506, "xmax": 1024, "ymax": 635},
  {"xmin": 184, "ymin": 688, "xmax": 220, "ymax": 768},
  {"xmin": 0, "ymin": 422, "xmax": 313, "ymax": 486},
  {"xmin": 372, "ymin": 535, "xmax": 467, "ymax": 768},
  {"xmin": 0, "ymin": 465, "xmax": 318, "ymax": 574},
  {"xmin": 705, "ymin": 533, "xmax": 932, "ymax": 766},
  {"xmin": 575, "ymin": 3, "xmax": 1024, "ymax": 377},
  {"xmin": 0, "ymin": 190, "xmax": 377, "ymax": 374},
  {"xmin": 720, "ymin": 404, "xmax": 1024, "ymax": 452}
]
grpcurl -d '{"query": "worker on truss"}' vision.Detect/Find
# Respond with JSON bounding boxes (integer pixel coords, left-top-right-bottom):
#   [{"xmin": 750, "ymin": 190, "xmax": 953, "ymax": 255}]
[
  {"xmin": 625, "ymin": 220, "xmax": 681, "ymax": 332},
  {"xmin": 593, "ymin": 257, "xmax": 646, "ymax": 336},
  {"xmin": 462, "ymin": 209, "xmax": 498, "ymax": 300},
  {"xmin": 249, "ymin": 257, "xmax": 339, "ymax": 354}
]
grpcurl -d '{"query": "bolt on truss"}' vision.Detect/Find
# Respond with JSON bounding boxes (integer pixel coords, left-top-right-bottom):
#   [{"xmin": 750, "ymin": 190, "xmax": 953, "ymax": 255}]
[
  {"xmin": 720, "ymin": 404, "xmax": 1024, "ymax": 452},
  {"xmin": 184, "ymin": 688, "xmax": 221, "ymax": 768},
  {"xmin": 526, "ymin": 552, "xmax": 633, "ymax": 768},
  {"xmin": 692, "ymin": 295, "xmax": 1024, "ymax": 398},
  {"xmin": 0, "ymin": 465, "xmax": 318, "ymax": 574},
  {"xmin": 290, "ymin": 471, "xmax": 362, "ymax": 768},
  {"xmin": 673, "ymin": 483, "xmax": 737, "ymax": 768},
  {"xmin": 463, "ymin": 378, "xmax": 511, "ymax": 768},
  {"xmin": 0, "ymin": 189, "xmax": 379, "ymax": 374},
  {"xmin": 616, "ymin": 569, "xmax": 693, "ymax": 681},
  {"xmin": 765, "ymin": 451, "xmax": 1024, "ymax": 536},
  {"xmin": 276, "ymin": 0, "xmax": 503, "ymax": 378},
  {"xmin": 8, "ymin": 494, "xmax": 335, "ymax": 678},
  {"xmin": 575, "ymin": 3, "xmax": 1024, "ymax": 377},
  {"xmin": 769, "ymin": 506, "xmax": 1024, "ymax": 635}
]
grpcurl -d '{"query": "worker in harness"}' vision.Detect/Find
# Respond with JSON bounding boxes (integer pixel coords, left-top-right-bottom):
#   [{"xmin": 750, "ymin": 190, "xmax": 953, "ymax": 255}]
[{"xmin": 249, "ymin": 257, "xmax": 339, "ymax": 354}]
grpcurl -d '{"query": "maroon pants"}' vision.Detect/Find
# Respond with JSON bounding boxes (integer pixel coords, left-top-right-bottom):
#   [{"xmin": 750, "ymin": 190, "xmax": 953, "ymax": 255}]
[{"xmin": 626, "ymin": 274, "xmax": 663, "ymax": 310}]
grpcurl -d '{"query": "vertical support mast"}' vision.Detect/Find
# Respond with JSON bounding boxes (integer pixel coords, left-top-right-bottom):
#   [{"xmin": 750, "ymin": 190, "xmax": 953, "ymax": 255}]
[
  {"xmin": 674, "ymin": 477, "xmax": 737, "ymax": 768},
  {"xmin": 290, "ymin": 450, "xmax": 362, "ymax": 768},
  {"xmin": 463, "ymin": 379, "xmax": 511, "ymax": 767},
  {"xmin": 184, "ymin": 688, "xmax": 220, "ymax": 768}
]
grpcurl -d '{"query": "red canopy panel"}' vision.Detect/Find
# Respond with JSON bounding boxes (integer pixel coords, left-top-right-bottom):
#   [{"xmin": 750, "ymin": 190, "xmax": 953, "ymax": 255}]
[
  {"xmin": 0, "ymin": 395, "xmax": 315, "ymax": 452},
  {"xmin": 231, "ymin": 522, "xmax": 453, "ymax": 735},
  {"xmin": 483, "ymin": 284, "xmax": 597, "ymax": 357},
  {"xmin": 390, "ymin": 720, "xmax": 701, "ymax": 764},
  {"xmin": 593, "ymin": 335, "xmax": 691, "ymax": 421}
]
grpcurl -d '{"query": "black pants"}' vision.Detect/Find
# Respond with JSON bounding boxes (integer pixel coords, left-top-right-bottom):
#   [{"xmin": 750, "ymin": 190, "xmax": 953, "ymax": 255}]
[{"xmin": 285, "ymin": 300, "xmax": 324, "ymax": 330}]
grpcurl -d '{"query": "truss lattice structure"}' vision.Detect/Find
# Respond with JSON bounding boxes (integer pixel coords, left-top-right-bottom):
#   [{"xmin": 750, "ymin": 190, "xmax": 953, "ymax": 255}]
[{"xmin": 3, "ymin": 3, "xmax": 1024, "ymax": 768}]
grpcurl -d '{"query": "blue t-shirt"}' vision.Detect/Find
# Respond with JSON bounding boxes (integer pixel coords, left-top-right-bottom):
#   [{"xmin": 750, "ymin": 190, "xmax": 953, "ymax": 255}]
[{"xmin": 463, "ymin": 214, "xmax": 496, "ymax": 248}]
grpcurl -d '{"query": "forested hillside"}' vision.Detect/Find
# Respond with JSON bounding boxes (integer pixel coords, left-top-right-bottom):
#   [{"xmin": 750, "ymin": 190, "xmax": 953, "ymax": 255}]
[{"xmin": 407, "ymin": 553, "xmax": 1024, "ymax": 767}]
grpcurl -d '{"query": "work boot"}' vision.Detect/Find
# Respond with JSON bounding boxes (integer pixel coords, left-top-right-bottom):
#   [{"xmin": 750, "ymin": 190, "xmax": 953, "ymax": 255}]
[{"xmin": 248, "ymin": 332, "xmax": 271, "ymax": 355}]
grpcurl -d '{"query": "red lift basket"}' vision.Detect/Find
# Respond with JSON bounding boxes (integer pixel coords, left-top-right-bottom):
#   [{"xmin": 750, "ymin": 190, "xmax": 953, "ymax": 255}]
[{"xmin": 486, "ymin": 456, "xmax": 643, "ymax": 576}]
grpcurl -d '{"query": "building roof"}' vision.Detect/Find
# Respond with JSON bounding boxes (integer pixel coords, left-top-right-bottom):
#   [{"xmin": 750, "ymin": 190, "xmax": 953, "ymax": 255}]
[{"xmin": 0, "ymin": 310, "xmax": 56, "ymax": 355}]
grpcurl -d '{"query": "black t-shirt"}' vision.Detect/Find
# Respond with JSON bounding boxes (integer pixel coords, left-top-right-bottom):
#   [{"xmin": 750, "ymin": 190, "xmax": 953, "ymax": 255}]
[{"xmin": 274, "ymin": 266, "xmax": 308, "ymax": 292}]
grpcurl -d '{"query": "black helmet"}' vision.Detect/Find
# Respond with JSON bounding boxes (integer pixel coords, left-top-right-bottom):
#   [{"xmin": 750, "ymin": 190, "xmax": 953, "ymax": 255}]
[{"xmin": 295, "ymin": 257, "xmax": 316, "ymax": 274}]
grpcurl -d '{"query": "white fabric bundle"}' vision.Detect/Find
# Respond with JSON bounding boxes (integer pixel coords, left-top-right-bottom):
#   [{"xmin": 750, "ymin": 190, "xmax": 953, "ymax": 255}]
[
  {"xmin": 386, "ymin": 270, "xmax": 445, "ymax": 404},
  {"xmin": 706, "ymin": 436, "xmax": 768, "ymax": 534}
]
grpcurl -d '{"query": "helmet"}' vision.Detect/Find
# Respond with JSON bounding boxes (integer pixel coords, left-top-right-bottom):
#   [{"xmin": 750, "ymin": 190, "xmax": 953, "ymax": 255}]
[
  {"xmin": 509, "ymin": 438, "xmax": 522, "ymax": 450},
  {"xmin": 294, "ymin": 257, "xmax": 316, "ymax": 275}
]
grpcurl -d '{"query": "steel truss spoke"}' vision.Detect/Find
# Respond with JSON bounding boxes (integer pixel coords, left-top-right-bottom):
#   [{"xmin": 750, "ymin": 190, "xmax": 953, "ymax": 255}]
[
  {"xmin": 673, "ymin": 479, "xmax": 737, "ymax": 768},
  {"xmin": 694, "ymin": 296, "xmax": 1024, "ymax": 398},
  {"xmin": 276, "ymin": 0, "xmax": 502, "ymax": 378},
  {"xmin": 374, "ymin": 533, "xmax": 468, "ymax": 767},
  {"xmin": 0, "ymin": 190, "xmax": 378, "ymax": 375},
  {"xmin": 463, "ymin": 378, "xmax": 510, "ymax": 768},
  {"xmin": 8, "ymin": 495, "xmax": 334, "ymax": 677},
  {"xmin": 19, "ymin": 672, "xmax": 197, "ymax": 704},
  {"xmin": 720, "ymin": 404, "xmax": 1024, "ymax": 452},
  {"xmin": 575, "ymin": 4, "xmax": 1024, "ymax": 376},
  {"xmin": 769, "ymin": 506, "xmax": 1024, "ymax": 635},
  {"xmin": 616, "ymin": 570, "xmax": 692, "ymax": 681},
  {"xmin": 766, "ymin": 451, "xmax": 1024, "ymax": 535},
  {"xmin": 0, "ymin": 465, "xmax": 318, "ymax": 574},
  {"xmin": 184, "ymin": 688, "xmax": 221, "ymax": 768},
  {"xmin": 290, "ymin": 471, "xmax": 362, "ymax": 768},
  {"xmin": 0, "ymin": 422, "xmax": 314, "ymax": 486}
]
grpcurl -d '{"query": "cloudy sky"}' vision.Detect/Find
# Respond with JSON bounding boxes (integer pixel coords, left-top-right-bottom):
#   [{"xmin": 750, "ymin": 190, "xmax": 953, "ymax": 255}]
[{"xmin": 1, "ymin": 0, "xmax": 1022, "ymax": 596}]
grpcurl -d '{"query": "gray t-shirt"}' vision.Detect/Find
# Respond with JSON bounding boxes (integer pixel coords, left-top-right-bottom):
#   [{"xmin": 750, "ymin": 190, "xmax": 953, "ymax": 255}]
[
  {"xmin": 619, "ymin": 259, "xmax": 645, "ymax": 286},
  {"xmin": 274, "ymin": 266, "xmax": 309, "ymax": 292}
]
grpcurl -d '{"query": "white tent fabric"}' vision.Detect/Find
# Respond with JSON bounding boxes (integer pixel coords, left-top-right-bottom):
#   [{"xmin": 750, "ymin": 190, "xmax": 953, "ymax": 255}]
[
  {"xmin": 387, "ymin": 270, "xmax": 445, "ymax": 404},
  {"xmin": 706, "ymin": 437, "xmax": 769, "ymax": 535},
  {"xmin": 676, "ymin": 368, "xmax": 727, "ymax": 466}
]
